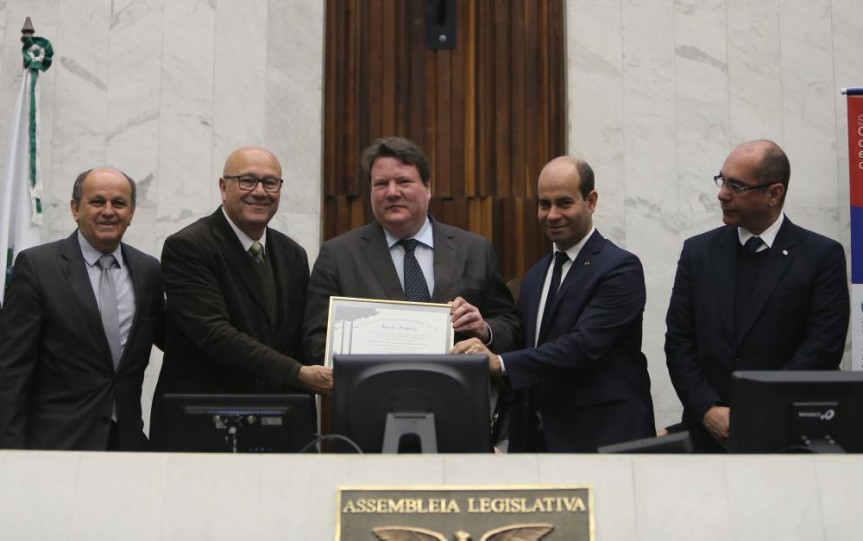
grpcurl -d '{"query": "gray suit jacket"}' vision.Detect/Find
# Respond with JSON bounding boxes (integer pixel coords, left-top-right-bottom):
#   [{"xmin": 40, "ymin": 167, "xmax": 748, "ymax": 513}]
[
  {"xmin": 0, "ymin": 233, "xmax": 164, "ymax": 450},
  {"xmin": 303, "ymin": 218, "xmax": 523, "ymax": 363}
]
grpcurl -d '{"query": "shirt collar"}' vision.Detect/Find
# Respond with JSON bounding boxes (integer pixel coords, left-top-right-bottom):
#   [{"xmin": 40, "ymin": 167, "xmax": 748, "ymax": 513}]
[
  {"xmin": 384, "ymin": 216, "xmax": 434, "ymax": 249},
  {"xmin": 555, "ymin": 226, "xmax": 595, "ymax": 262},
  {"xmin": 738, "ymin": 212, "xmax": 784, "ymax": 249},
  {"xmin": 222, "ymin": 206, "xmax": 267, "ymax": 252},
  {"xmin": 78, "ymin": 231, "xmax": 124, "ymax": 268}
]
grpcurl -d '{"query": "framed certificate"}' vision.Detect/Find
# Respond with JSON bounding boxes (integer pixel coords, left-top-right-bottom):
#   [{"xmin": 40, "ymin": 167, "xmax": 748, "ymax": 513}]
[{"xmin": 323, "ymin": 296, "xmax": 454, "ymax": 367}]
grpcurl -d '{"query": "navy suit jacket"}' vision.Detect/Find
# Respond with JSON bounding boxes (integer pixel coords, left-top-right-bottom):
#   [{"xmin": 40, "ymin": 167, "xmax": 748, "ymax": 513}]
[
  {"xmin": 149, "ymin": 209, "xmax": 312, "ymax": 443},
  {"xmin": 665, "ymin": 218, "xmax": 850, "ymax": 451},
  {"xmin": 0, "ymin": 233, "xmax": 163, "ymax": 450},
  {"xmin": 504, "ymin": 231, "xmax": 655, "ymax": 452},
  {"xmin": 303, "ymin": 217, "xmax": 522, "ymax": 363}
]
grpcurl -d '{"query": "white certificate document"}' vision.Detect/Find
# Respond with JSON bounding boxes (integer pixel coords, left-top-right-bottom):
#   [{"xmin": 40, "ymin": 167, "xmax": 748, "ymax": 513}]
[{"xmin": 324, "ymin": 296, "xmax": 454, "ymax": 366}]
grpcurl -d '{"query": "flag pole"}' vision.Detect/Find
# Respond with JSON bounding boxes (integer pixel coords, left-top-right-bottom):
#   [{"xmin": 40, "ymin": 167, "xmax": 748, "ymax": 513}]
[
  {"xmin": 21, "ymin": 16, "xmax": 35, "ymax": 43},
  {"xmin": 0, "ymin": 18, "xmax": 53, "ymax": 305}
]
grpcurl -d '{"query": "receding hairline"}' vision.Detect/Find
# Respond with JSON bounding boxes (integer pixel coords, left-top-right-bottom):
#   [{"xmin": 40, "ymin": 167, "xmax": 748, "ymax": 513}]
[
  {"xmin": 73, "ymin": 167, "xmax": 137, "ymax": 206},
  {"xmin": 538, "ymin": 155, "xmax": 589, "ymax": 187},
  {"xmin": 222, "ymin": 146, "xmax": 281, "ymax": 177},
  {"xmin": 732, "ymin": 139, "xmax": 782, "ymax": 159}
]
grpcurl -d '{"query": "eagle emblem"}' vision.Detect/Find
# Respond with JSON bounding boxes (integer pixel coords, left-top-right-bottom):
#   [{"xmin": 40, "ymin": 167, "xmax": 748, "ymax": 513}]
[{"xmin": 372, "ymin": 523, "xmax": 554, "ymax": 541}]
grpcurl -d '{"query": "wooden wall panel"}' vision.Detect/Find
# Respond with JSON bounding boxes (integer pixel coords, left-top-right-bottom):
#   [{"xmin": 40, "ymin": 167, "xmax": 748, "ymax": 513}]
[{"xmin": 323, "ymin": 0, "xmax": 564, "ymax": 281}]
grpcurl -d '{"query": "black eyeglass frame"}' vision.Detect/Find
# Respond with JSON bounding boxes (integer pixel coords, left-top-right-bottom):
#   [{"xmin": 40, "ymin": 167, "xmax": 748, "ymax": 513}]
[
  {"xmin": 713, "ymin": 174, "xmax": 776, "ymax": 194},
  {"xmin": 223, "ymin": 175, "xmax": 284, "ymax": 193}
]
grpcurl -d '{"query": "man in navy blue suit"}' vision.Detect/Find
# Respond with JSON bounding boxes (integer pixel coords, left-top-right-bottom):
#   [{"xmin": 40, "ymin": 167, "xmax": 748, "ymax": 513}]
[
  {"xmin": 665, "ymin": 139, "xmax": 850, "ymax": 452},
  {"xmin": 453, "ymin": 156, "xmax": 655, "ymax": 452}
]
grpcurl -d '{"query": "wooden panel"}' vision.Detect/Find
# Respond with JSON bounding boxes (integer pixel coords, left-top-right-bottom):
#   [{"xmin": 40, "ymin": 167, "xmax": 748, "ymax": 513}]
[{"xmin": 323, "ymin": 0, "xmax": 563, "ymax": 281}]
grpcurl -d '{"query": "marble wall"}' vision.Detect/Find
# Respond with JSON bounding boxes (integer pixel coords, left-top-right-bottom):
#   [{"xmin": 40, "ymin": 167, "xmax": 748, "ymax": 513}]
[
  {"xmin": 566, "ymin": 0, "xmax": 863, "ymax": 427},
  {"xmin": 1, "ymin": 0, "xmax": 860, "ymax": 431},
  {"xmin": 0, "ymin": 0, "xmax": 324, "ymax": 431}
]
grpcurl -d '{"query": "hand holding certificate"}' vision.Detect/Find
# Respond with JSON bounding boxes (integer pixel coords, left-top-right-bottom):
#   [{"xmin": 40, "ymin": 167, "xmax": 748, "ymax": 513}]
[{"xmin": 323, "ymin": 297, "xmax": 454, "ymax": 366}]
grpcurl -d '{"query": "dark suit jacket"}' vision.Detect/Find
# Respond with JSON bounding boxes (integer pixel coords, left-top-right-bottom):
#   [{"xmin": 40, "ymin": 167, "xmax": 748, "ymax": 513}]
[
  {"xmin": 0, "ymin": 233, "xmax": 163, "ymax": 450},
  {"xmin": 503, "ymin": 231, "xmax": 655, "ymax": 453},
  {"xmin": 303, "ymin": 218, "xmax": 523, "ymax": 363},
  {"xmin": 665, "ymin": 218, "xmax": 850, "ymax": 451},
  {"xmin": 150, "ymin": 209, "xmax": 311, "ymax": 442}
]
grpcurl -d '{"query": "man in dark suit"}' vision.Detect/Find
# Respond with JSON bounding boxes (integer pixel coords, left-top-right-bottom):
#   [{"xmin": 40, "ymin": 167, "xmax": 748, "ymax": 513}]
[
  {"xmin": 0, "ymin": 167, "xmax": 163, "ymax": 451},
  {"xmin": 149, "ymin": 147, "xmax": 331, "ymax": 443},
  {"xmin": 303, "ymin": 137, "xmax": 522, "ymax": 364},
  {"xmin": 665, "ymin": 139, "xmax": 850, "ymax": 452},
  {"xmin": 453, "ymin": 156, "xmax": 655, "ymax": 452}
]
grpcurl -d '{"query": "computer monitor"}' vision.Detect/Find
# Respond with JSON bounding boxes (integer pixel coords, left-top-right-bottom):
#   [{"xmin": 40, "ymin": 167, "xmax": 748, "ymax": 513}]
[
  {"xmin": 598, "ymin": 431, "xmax": 693, "ymax": 454},
  {"xmin": 332, "ymin": 354, "xmax": 492, "ymax": 453},
  {"xmin": 729, "ymin": 370, "xmax": 863, "ymax": 453},
  {"xmin": 157, "ymin": 393, "xmax": 316, "ymax": 453}
]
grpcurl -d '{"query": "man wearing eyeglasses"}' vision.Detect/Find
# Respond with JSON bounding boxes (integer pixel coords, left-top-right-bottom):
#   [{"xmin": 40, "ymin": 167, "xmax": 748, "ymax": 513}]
[
  {"xmin": 665, "ymin": 139, "xmax": 849, "ymax": 452},
  {"xmin": 149, "ymin": 147, "xmax": 331, "ymax": 445}
]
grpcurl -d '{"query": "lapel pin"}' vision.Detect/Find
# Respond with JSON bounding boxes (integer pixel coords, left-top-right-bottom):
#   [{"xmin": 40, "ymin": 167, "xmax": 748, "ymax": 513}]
[
  {"xmin": 782, "ymin": 249, "xmax": 788, "ymax": 256},
  {"xmin": 584, "ymin": 261, "xmax": 590, "ymax": 267}
]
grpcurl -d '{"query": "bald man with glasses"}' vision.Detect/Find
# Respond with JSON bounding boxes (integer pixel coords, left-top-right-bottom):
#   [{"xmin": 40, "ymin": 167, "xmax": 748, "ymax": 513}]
[
  {"xmin": 665, "ymin": 140, "xmax": 849, "ymax": 452},
  {"xmin": 149, "ymin": 147, "xmax": 331, "ymax": 445}
]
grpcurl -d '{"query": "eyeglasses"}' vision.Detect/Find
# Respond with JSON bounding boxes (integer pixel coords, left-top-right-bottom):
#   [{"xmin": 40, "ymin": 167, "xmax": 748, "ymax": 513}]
[
  {"xmin": 223, "ymin": 175, "xmax": 284, "ymax": 193},
  {"xmin": 713, "ymin": 174, "xmax": 775, "ymax": 194}
]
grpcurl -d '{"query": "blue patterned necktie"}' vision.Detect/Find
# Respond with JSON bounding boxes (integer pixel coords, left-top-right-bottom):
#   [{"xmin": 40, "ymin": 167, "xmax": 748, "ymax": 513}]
[{"xmin": 399, "ymin": 239, "xmax": 431, "ymax": 302}]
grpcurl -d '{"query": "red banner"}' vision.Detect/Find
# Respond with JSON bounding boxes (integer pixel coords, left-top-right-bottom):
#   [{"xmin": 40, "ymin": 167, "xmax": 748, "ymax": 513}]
[{"xmin": 848, "ymin": 94, "xmax": 863, "ymax": 208}]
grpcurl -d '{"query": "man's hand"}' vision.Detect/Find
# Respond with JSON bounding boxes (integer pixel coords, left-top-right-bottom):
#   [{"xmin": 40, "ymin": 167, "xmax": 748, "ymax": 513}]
[
  {"xmin": 451, "ymin": 337, "xmax": 501, "ymax": 373},
  {"xmin": 449, "ymin": 296, "xmax": 490, "ymax": 342},
  {"xmin": 702, "ymin": 405, "xmax": 730, "ymax": 446},
  {"xmin": 298, "ymin": 365, "xmax": 333, "ymax": 396}
]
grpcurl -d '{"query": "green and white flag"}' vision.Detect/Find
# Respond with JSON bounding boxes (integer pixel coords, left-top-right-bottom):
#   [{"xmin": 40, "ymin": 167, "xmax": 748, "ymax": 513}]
[{"xmin": 0, "ymin": 35, "xmax": 53, "ymax": 306}]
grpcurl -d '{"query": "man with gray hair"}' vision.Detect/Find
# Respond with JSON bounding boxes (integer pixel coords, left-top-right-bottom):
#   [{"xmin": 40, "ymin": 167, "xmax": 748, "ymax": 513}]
[{"xmin": 0, "ymin": 167, "xmax": 164, "ymax": 450}]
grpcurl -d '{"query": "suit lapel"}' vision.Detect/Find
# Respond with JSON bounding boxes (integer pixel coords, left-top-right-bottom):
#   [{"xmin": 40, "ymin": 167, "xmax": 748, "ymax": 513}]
[
  {"xmin": 118, "ymin": 244, "xmax": 145, "ymax": 370},
  {"xmin": 360, "ymin": 222, "xmax": 406, "ymax": 300},
  {"xmin": 735, "ymin": 220, "xmax": 797, "ymax": 346},
  {"xmin": 712, "ymin": 226, "xmax": 738, "ymax": 341},
  {"xmin": 59, "ymin": 233, "xmax": 115, "ymax": 368},
  {"xmin": 266, "ymin": 232, "xmax": 300, "ymax": 329},
  {"xmin": 212, "ymin": 210, "xmax": 273, "ymax": 325},
  {"xmin": 536, "ymin": 231, "xmax": 604, "ymax": 344},
  {"xmin": 524, "ymin": 253, "xmax": 552, "ymax": 347},
  {"xmin": 430, "ymin": 219, "xmax": 458, "ymax": 302}
]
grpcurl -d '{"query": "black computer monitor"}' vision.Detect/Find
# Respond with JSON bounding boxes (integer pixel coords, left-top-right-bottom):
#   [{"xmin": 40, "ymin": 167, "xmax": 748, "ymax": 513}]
[
  {"xmin": 598, "ymin": 431, "xmax": 693, "ymax": 454},
  {"xmin": 157, "ymin": 393, "xmax": 315, "ymax": 453},
  {"xmin": 729, "ymin": 370, "xmax": 863, "ymax": 453},
  {"xmin": 332, "ymin": 354, "xmax": 492, "ymax": 453}
]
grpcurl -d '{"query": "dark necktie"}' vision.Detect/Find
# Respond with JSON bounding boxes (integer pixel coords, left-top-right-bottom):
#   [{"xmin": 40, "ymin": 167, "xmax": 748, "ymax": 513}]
[
  {"xmin": 249, "ymin": 241, "xmax": 277, "ymax": 324},
  {"xmin": 399, "ymin": 239, "xmax": 431, "ymax": 302},
  {"xmin": 744, "ymin": 236, "xmax": 765, "ymax": 254},
  {"xmin": 97, "ymin": 254, "xmax": 121, "ymax": 369},
  {"xmin": 249, "ymin": 241, "xmax": 265, "ymax": 265},
  {"xmin": 538, "ymin": 251, "xmax": 569, "ymax": 341}
]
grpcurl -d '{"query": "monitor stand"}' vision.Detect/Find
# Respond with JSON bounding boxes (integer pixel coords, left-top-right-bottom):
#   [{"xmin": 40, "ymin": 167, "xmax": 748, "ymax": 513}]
[
  {"xmin": 382, "ymin": 411, "xmax": 438, "ymax": 454},
  {"xmin": 213, "ymin": 414, "xmax": 257, "ymax": 454},
  {"xmin": 796, "ymin": 436, "xmax": 847, "ymax": 454}
]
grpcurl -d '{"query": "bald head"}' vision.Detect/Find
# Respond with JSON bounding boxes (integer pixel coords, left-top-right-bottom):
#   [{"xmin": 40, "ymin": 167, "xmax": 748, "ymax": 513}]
[
  {"xmin": 219, "ymin": 146, "xmax": 283, "ymax": 239},
  {"xmin": 223, "ymin": 147, "xmax": 282, "ymax": 178},
  {"xmin": 726, "ymin": 139, "xmax": 790, "ymax": 204},
  {"xmin": 539, "ymin": 156, "xmax": 594, "ymax": 200},
  {"xmin": 537, "ymin": 155, "xmax": 598, "ymax": 250}
]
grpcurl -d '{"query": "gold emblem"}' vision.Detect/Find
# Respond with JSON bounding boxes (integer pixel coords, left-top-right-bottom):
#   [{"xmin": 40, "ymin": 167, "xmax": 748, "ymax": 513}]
[{"xmin": 373, "ymin": 523, "xmax": 554, "ymax": 540}]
